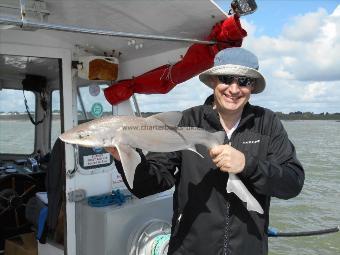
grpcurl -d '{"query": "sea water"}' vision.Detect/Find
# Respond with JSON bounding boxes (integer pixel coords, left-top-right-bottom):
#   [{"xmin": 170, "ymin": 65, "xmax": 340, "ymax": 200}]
[
  {"xmin": 269, "ymin": 120, "xmax": 340, "ymax": 255},
  {"xmin": 0, "ymin": 119, "xmax": 339, "ymax": 254}
]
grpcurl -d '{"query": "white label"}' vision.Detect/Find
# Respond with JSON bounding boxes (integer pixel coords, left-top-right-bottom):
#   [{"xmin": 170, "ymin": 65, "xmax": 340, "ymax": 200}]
[{"xmin": 83, "ymin": 153, "xmax": 111, "ymax": 167}]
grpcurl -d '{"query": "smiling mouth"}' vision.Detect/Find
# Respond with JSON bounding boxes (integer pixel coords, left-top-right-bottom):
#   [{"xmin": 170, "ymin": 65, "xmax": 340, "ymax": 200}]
[{"xmin": 223, "ymin": 94, "xmax": 240, "ymax": 101}]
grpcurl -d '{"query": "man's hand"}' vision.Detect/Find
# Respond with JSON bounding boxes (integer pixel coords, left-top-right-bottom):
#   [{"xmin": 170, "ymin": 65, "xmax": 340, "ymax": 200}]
[
  {"xmin": 209, "ymin": 144, "xmax": 245, "ymax": 174},
  {"xmin": 105, "ymin": 147, "xmax": 121, "ymax": 161}
]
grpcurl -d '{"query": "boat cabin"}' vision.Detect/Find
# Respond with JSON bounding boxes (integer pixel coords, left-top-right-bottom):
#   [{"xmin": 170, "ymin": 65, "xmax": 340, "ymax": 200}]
[{"xmin": 0, "ymin": 0, "xmax": 246, "ymax": 254}]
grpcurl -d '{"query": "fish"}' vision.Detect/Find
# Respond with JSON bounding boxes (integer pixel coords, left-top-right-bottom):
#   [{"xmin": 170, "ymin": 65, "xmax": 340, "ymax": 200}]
[{"xmin": 59, "ymin": 111, "xmax": 263, "ymax": 214}]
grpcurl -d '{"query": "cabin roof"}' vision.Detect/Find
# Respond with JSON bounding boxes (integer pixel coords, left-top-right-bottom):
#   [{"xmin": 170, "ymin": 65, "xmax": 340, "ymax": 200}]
[
  {"xmin": 41, "ymin": 0, "xmax": 226, "ymax": 60},
  {"xmin": 0, "ymin": 0, "xmax": 227, "ymax": 87}
]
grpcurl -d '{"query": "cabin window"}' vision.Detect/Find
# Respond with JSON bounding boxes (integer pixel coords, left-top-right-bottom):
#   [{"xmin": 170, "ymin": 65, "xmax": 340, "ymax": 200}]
[
  {"xmin": 51, "ymin": 90, "xmax": 61, "ymax": 147},
  {"xmin": 0, "ymin": 88, "xmax": 35, "ymax": 154},
  {"xmin": 77, "ymin": 84, "xmax": 113, "ymax": 122}
]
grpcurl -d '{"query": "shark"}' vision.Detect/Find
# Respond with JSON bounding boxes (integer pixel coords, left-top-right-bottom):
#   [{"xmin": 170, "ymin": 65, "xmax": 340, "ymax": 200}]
[{"xmin": 59, "ymin": 111, "xmax": 263, "ymax": 214}]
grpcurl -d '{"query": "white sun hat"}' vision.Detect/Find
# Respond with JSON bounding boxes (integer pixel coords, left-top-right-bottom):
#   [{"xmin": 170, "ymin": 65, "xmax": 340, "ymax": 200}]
[{"xmin": 199, "ymin": 47, "xmax": 266, "ymax": 94}]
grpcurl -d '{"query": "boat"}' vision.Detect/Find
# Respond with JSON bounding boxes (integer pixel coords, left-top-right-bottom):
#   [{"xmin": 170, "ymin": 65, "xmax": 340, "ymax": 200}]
[{"xmin": 0, "ymin": 0, "xmax": 258, "ymax": 254}]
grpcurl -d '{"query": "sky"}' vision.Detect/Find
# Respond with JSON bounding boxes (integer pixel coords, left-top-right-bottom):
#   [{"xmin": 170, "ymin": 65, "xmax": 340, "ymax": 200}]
[{"xmin": 136, "ymin": 0, "xmax": 340, "ymax": 114}]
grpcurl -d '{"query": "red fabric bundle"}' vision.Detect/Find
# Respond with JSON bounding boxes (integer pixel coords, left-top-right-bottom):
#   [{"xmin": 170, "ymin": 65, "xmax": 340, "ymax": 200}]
[{"xmin": 104, "ymin": 15, "xmax": 247, "ymax": 105}]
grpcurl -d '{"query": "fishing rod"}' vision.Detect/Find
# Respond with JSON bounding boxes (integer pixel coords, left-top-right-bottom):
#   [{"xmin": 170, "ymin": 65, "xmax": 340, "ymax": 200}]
[{"xmin": 268, "ymin": 226, "xmax": 340, "ymax": 237}]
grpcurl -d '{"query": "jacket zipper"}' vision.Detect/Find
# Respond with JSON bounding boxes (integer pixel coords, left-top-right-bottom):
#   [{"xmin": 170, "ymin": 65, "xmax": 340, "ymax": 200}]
[
  {"xmin": 223, "ymin": 141, "xmax": 233, "ymax": 255},
  {"xmin": 223, "ymin": 200, "xmax": 231, "ymax": 255}
]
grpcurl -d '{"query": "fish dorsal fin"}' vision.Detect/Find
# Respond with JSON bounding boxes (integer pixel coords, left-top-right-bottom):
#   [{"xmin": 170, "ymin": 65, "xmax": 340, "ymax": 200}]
[{"xmin": 148, "ymin": 111, "xmax": 183, "ymax": 127}]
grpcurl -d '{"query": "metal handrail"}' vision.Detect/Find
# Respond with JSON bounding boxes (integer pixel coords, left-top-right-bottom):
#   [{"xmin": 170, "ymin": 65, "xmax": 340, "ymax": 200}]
[{"xmin": 0, "ymin": 16, "xmax": 217, "ymax": 45}]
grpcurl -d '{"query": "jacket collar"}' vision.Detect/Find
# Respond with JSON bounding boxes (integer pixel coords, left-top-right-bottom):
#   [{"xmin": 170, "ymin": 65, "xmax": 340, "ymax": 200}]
[{"xmin": 202, "ymin": 97, "xmax": 255, "ymax": 131}]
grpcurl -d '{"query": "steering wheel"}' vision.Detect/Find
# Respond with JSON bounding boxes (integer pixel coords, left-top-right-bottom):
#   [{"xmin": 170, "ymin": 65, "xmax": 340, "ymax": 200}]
[{"xmin": 0, "ymin": 173, "xmax": 38, "ymax": 236}]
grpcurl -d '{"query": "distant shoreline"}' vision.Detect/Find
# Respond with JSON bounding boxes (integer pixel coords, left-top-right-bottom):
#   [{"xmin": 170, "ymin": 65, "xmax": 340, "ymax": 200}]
[
  {"xmin": 275, "ymin": 112, "xmax": 340, "ymax": 121},
  {"xmin": 0, "ymin": 114, "xmax": 60, "ymax": 121},
  {"xmin": 1, "ymin": 112, "xmax": 340, "ymax": 121}
]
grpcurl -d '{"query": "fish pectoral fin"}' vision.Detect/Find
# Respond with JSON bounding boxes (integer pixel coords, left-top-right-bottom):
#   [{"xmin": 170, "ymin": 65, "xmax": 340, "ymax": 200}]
[
  {"xmin": 186, "ymin": 146, "xmax": 204, "ymax": 158},
  {"xmin": 148, "ymin": 111, "xmax": 183, "ymax": 127},
  {"xmin": 115, "ymin": 143, "xmax": 141, "ymax": 189},
  {"xmin": 226, "ymin": 173, "xmax": 264, "ymax": 214}
]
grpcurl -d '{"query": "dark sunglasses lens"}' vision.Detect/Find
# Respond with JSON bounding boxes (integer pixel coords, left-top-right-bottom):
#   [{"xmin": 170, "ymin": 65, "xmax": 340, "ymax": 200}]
[
  {"xmin": 238, "ymin": 77, "xmax": 248, "ymax": 86},
  {"xmin": 218, "ymin": 75, "xmax": 234, "ymax": 84},
  {"xmin": 218, "ymin": 75, "xmax": 255, "ymax": 87},
  {"xmin": 238, "ymin": 77, "xmax": 255, "ymax": 87}
]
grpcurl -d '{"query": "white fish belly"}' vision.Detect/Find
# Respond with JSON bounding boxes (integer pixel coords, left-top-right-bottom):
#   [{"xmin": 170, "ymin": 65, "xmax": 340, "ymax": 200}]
[{"xmin": 119, "ymin": 129, "xmax": 190, "ymax": 152}]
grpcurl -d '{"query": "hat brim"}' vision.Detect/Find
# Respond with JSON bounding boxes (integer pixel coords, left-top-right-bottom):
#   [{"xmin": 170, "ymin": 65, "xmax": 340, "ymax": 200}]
[{"xmin": 198, "ymin": 64, "xmax": 266, "ymax": 94}]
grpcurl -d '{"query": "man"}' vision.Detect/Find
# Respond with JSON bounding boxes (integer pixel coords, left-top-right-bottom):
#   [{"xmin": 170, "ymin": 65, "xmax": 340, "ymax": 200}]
[{"xmin": 107, "ymin": 47, "xmax": 304, "ymax": 255}]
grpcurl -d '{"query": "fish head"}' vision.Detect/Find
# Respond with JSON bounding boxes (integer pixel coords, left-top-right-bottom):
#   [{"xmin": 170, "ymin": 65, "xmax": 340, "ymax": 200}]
[{"xmin": 59, "ymin": 121, "xmax": 105, "ymax": 147}]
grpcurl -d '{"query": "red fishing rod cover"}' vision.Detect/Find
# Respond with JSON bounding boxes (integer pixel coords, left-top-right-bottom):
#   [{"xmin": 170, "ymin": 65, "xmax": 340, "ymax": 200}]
[{"xmin": 104, "ymin": 15, "xmax": 247, "ymax": 105}]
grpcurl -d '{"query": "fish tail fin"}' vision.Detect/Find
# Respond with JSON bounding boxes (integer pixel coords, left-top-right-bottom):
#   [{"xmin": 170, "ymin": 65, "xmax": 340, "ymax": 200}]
[{"xmin": 227, "ymin": 173, "xmax": 264, "ymax": 214}]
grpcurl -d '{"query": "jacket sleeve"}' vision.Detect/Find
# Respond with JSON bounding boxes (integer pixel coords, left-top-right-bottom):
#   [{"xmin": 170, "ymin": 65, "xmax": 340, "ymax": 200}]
[
  {"xmin": 239, "ymin": 115, "xmax": 305, "ymax": 199},
  {"xmin": 115, "ymin": 149, "xmax": 181, "ymax": 198}
]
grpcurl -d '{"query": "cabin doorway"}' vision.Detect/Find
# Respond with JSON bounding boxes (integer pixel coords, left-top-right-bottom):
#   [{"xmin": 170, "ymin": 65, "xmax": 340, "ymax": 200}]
[{"xmin": 0, "ymin": 45, "xmax": 69, "ymax": 254}]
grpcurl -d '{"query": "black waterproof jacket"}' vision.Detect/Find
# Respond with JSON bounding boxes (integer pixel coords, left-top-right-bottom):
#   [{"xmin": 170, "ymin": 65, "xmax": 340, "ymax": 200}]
[{"xmin": 115, "ymin": 102, "xmax": 305, "ymax": 255}]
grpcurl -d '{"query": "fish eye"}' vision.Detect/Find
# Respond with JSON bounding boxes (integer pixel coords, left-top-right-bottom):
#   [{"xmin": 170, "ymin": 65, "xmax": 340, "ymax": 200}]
[{"xmin": 78, "ymin": 131, "xmax": 90, "ymax": 139}]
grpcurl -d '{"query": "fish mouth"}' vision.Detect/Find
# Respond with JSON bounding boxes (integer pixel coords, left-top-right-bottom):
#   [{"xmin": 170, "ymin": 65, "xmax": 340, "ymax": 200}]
[
  {"xmin": 59, "ymin": 129, "xmax": 83, "ymax": 143},
  {"xmin": 58, "ymin": 132, "xmax": 74, "ymax": 143}
]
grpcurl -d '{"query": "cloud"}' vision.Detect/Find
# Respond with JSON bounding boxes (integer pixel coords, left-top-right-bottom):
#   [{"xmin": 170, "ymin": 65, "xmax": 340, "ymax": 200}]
[
  {"xmin": 0, "ymin": 89, "xmax": 35, "ymax": 112},
  {"xmin": 235, "ymin": 5, "xmax": 340, "ymax": 113},
  {"xmin": 249, "ymin": 79, "xmax": 340, "ymax": 113},
  {"xmin": 300, "ymin": 82, "xmax": 327, "ymax": 102},
  {"xmin": 282, "ymin": 8, "xmax": 327, "ymax": 41},
  {"xmin": 243, "ymin": 5, "xmax": 340, "ymax": 82}
]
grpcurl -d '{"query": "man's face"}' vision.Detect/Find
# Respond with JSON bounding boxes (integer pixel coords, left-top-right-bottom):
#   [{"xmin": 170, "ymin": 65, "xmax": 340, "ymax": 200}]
[{"xmin": 211, "ymin": 75, "xmax": 253, "ymax": 115}]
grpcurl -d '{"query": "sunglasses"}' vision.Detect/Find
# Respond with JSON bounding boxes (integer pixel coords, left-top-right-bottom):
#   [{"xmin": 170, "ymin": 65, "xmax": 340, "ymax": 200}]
[{"xmin": 217, "ymin": 75, "xmax": 255, "ymax": 87}]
